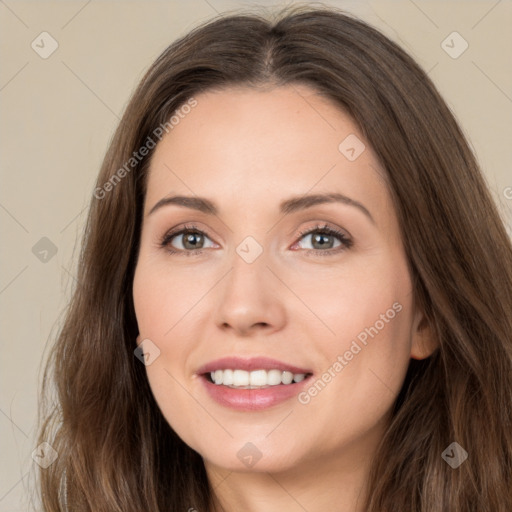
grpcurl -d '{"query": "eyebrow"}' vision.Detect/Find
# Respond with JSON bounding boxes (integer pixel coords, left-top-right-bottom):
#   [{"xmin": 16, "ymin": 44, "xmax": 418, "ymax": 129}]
[{"xmin": 148, "ymin": 192, "xmax": 374, "ymax": 223}]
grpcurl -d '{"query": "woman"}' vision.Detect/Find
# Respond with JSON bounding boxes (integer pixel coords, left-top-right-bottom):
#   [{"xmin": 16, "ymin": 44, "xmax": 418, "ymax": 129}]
[{"xmin": 36, "ymin": 4, "xmax": 512, "ymax": 511}]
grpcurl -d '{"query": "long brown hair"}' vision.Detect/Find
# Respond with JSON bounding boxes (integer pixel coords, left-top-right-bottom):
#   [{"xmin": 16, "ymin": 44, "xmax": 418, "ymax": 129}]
[{"xmin": 36, "ymin": 4, "xmax": 512, "ymax": 511}]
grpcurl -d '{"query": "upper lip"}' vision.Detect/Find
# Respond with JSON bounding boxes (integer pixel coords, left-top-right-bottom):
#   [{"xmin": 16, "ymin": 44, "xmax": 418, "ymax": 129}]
[{"xmin": 197, "ymin": 356, "xmax": 312, "ymax": 375}]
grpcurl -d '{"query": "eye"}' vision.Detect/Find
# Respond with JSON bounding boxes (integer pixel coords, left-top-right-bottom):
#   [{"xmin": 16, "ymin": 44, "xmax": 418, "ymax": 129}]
[
  {"xmin": 160, "ymin": 224, "xmax": 216, "ymax": 256},
  {"xmin": 292, "ymin": 223, "xmax": 353, "ymax": 256}
]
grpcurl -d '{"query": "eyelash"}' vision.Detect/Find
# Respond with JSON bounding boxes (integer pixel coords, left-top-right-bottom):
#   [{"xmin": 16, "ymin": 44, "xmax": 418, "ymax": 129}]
[{"xmin": 160, "ymin": 223, "xmax": 353, "ymax": 257}]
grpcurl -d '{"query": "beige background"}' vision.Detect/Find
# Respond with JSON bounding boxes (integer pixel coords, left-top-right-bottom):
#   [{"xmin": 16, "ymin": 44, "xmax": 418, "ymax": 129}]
[{"xmin": 1, "ymin": 0, "xmax": 511, "ymax": 509}]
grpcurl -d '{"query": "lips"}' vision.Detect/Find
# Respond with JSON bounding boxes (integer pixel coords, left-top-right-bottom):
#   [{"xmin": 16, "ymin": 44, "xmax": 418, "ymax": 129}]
[{"xmin": 196, "ymin": 356, "xmax": 314, "ymax": 411}]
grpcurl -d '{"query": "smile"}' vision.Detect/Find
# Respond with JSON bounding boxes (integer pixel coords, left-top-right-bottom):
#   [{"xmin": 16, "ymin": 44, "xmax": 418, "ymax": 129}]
[
  {"xmin": 197, "ymin": 356, "xmax": 314, "ymax": 411},
  {"xmin": 207, "ymin": 369, "xmax": 310, "ymax": 388}
]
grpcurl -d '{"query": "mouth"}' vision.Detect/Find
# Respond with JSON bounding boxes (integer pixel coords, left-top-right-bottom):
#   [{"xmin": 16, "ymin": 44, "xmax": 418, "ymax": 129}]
[{"xmin": 196, "ymin": 356, "xmax": 314, "ymax": 411}]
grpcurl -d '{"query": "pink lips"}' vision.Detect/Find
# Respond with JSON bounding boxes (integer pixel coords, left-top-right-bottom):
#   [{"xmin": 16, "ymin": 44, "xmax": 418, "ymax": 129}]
[{"xmin": 196, "ymin": 356, "xmax": 313, "ymax": 412}]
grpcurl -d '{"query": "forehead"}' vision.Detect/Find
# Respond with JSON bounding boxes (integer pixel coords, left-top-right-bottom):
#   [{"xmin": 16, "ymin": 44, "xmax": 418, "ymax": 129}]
[{"xmin": 144, "ymin": 84, "xmax": 390, "ymax": 220}]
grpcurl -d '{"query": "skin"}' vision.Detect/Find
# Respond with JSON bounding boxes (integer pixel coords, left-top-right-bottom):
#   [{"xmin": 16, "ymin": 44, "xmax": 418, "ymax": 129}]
[{"xmin": 132, "ymin": 84, "xmax": 436, "ymax": 512}]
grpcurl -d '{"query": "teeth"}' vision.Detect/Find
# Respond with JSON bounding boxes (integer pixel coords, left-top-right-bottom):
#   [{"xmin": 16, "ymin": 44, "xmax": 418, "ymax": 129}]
[
  {"xmin": 222, "ymin": 369, "xmax": 233, "ymax": 385},
  {"xmin": 282, "ymin": 371, "xmax": 293, "ymax": 385},
  {"xmin": 233, "ymin": 369, "xmax": 249, "ymax": 387},
  {"xmin": 267, "ymin": 369, "xmax": 282, "ymax": 385},
  {"xmin": 209, "ymin": 369, "xmax": 308, "ymax": 388},
  {"xmin": 249, "ymin": 369, "xmax": 267, "ymax": 386}
]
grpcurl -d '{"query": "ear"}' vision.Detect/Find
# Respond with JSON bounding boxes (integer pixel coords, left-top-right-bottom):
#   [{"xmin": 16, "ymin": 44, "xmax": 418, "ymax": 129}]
[
  {"xmin": 410, "ymin": 309, "xmax": 438, "ymax": 360},
  {"xmin": 135, "ymin": 334, "xmax": 141, "ymax": 345}
]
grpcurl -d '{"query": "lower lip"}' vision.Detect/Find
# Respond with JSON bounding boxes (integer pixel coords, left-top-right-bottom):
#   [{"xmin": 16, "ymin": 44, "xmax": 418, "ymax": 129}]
[{"xmin": 199, "ymin": 375, "xmax": 312, "ymax": 411}]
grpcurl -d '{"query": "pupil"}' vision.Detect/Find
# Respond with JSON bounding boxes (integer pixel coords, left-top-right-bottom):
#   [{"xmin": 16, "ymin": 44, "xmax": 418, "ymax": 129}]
[
  {"xmin": 184, "ymin": 232, "xmax": 202, "ymax": 249},
  {"xmin": 313, "ymin": 233, "xmax": 332, "ymax": 249}
]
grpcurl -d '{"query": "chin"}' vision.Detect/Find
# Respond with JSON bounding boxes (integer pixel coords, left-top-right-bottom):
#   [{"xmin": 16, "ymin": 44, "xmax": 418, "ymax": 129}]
[{"xmin": 195, "ymin": 436, "xmax": 307, "ymax": 474}]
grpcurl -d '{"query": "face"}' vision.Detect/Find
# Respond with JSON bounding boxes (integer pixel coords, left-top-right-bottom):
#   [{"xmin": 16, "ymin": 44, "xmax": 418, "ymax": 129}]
[{"xmin": 132, "ymin": 84, "xmax": 434, "ymax": 476}]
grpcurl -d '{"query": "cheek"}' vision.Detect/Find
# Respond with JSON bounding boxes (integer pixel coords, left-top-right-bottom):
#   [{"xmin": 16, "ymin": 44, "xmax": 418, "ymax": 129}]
[
  {"xmin": 133, "ymin": 255, "xmax": 199, "ymax": 335},
  {"xmin": 326, "ymin": 275, "xmax": 413, "ymax": 362},
  {"xmin": 299, "ymin": 255, "xmax": 414, "ymax": 422},
  {"xmin": 142, "ymin": 367, "xmax": 207, "ymax": 457},
  {"xmin": 133, "ymin": 260, "xmax": 205, "ymax": 434},
  {"xmin": 289, "ymin": 274, "xmax": 414, "ymax": 458},
  {"xmin": 291, "ymin": 248, "xmax": 414, "ymax": 359}
]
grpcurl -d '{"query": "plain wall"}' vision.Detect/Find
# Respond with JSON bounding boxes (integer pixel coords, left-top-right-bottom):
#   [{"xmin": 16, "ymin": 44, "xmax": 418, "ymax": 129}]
[{"xmin": 1, "ymin": 0, "xmax": 511, "ymax": 509}]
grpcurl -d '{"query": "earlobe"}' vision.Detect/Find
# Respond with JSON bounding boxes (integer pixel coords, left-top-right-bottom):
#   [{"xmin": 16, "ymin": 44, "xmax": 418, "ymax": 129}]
[{"xmin": 410, "ymin": 313, "xmax": 438, "ymax": 360}]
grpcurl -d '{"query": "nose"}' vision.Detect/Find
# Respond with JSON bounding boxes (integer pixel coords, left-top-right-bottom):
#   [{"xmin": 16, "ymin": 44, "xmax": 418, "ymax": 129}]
[{"xmin": 213, "ymin": 247, "xmax": 286, "ymax": 337}]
